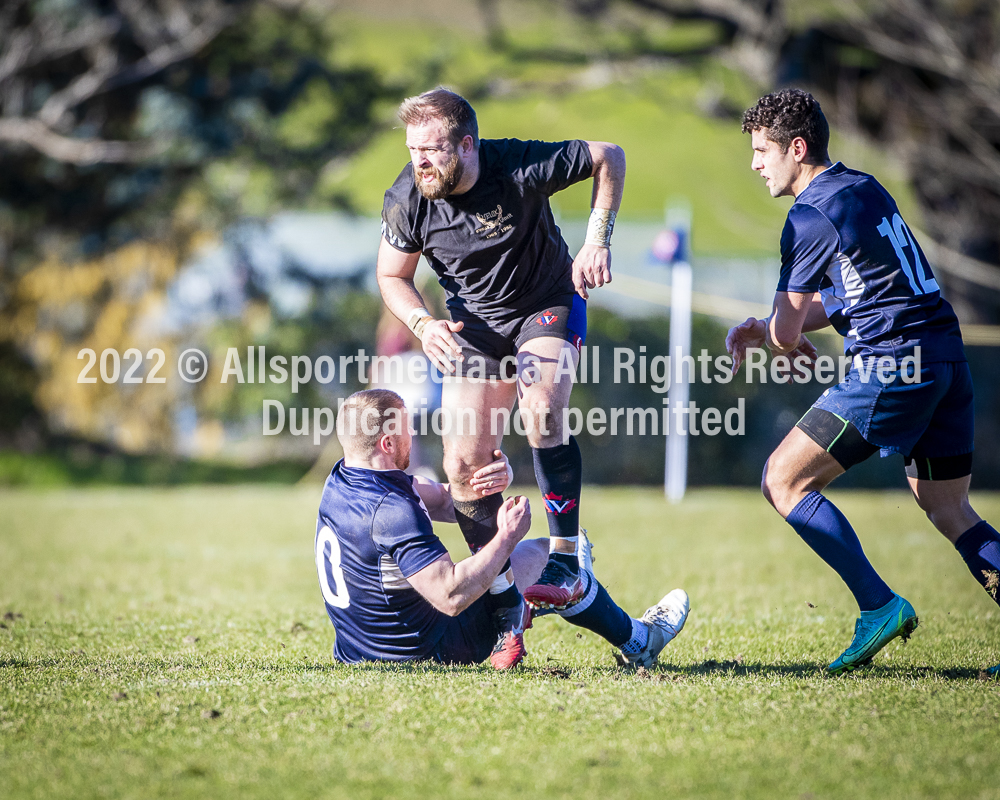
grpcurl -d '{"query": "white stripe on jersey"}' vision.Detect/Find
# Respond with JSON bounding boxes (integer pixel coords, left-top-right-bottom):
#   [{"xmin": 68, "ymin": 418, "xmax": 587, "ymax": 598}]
[
  {"xmin": 379, "ymin": 554, "xmax": 413, "ymax": 591},
  {"xmin": 374, "ymin": 478, "xmax": 431, "ymax": 592},
  {"xmin": 820, "ymin": 251, "xmax": 866, "ymax": 353}
]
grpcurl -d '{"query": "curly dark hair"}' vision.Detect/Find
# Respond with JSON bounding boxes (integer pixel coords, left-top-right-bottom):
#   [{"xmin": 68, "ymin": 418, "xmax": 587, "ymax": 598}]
[{"xmin": 742, "ymin": 89, "xmax": 830, "ymax": 164}]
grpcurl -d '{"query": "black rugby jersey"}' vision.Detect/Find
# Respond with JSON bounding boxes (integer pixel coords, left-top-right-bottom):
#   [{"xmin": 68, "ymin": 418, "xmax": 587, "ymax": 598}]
[{"xmin": 381, "ymin": 138, "xmax": 593, "ymax": 324}]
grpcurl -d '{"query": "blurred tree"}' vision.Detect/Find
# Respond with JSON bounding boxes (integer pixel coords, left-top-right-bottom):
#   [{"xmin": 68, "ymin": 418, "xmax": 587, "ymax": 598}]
[
  {"xmin": 0, "ymin": 0, "xmax": 387, "ymax": 453},
  {"xmin": 560, "ymin": 0, "xmax": 1000, "ymax": 322}
]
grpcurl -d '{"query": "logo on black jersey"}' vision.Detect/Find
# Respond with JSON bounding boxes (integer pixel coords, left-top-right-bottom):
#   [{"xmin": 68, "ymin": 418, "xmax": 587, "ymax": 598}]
[
  {"xmin": 381, "ymin": 220, "xmax": 411, "ymax": 251},
  {"xmin": 475, "ymin": 204, "xmax": 514, "ymax": 239}
]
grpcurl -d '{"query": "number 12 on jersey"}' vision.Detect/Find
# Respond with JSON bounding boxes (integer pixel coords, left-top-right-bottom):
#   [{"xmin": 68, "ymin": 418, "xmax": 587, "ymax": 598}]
[{"xmin": 877, "ymin": 214, "xmax": 939, "ymax": 296}]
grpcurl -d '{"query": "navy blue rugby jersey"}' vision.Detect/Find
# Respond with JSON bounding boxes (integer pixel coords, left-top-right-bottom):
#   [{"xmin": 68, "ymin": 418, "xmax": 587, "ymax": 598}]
[
  {"xmin": 315, "ymin": 459, "xmax": 450, "ymax": 663},
  {"xmin": 381, "ymin": 138, "xmax": 593, "ymax": 324},
  {"xmin": 777, "ymin": 162, "xmax": 965, "ymax": 363}
]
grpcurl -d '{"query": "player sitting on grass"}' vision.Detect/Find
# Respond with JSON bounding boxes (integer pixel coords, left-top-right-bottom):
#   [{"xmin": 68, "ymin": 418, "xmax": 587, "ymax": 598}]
[
  {"xmin": 314, "ymin": 389, "xmax": 689, "ymax": 670},
  {"xmin": 727, "ymin": 89, "xmax": 1000, "ymax": 677}
]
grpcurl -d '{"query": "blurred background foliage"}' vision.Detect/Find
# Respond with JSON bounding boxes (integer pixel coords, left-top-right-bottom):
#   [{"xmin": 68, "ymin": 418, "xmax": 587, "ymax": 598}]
[
  {"xmin": 0, "ymin": 0, "xmax": 997, "ymax": 487},
  {"xmin": 0, "ymin": 0, "xmax": 388, "ymax": 473}
]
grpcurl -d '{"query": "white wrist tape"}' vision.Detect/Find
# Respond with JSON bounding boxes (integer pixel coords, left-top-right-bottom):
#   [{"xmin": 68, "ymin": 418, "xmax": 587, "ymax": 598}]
[
  {"xmin": 584, "ymin": 208, "xmax": 616, "ymax": 247},
  {"xmin": 407, "ymin": 307, "xmax": 433, "ymax": 340}
]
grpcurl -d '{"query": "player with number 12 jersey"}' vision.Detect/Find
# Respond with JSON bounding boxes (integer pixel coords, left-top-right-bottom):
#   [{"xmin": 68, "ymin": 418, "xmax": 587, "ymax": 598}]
[
  {"xmin": 777, "ymin": 161, "xmax": 963, "ymax": 366},
  {"xmin": 728, "ymin": 89, "xmax": 1000, "ymax": 677}
]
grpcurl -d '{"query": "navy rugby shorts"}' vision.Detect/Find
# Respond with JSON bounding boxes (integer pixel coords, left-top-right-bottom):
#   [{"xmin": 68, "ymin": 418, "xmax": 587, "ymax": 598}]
[
  {"xmin": 810, "ymin": 359, "xmax": 974, "ymax": 460},
  {"xmin": 448, "ymin": 293, "xmax": 587, "ymax": 380},
  {"xmin": 430, "ymin": 596, "xmax": 496, "ymax": 665}
]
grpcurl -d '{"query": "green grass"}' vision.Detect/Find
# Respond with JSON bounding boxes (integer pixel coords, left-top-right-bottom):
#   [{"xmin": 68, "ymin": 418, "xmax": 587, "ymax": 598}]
[
  {"xmin": 0, "ymin": 449, "xmax": 311, "ymax": 487},
  {"xmin": 2, "ymin": 486, "xmax": 999, "ymax": 799}
]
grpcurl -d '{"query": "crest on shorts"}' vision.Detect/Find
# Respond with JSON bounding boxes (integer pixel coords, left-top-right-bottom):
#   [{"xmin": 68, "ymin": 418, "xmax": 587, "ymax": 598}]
[
  {"xmin": 543, "ymin": 492, "xmax": 577, "ymax": 514},
  {"xmin": 475, "ymin": 204, "xmax": 514, "ymax": 239},
  {"xmin": 537, "ymin": 311, "xmax": 558, "ymax": 326}
]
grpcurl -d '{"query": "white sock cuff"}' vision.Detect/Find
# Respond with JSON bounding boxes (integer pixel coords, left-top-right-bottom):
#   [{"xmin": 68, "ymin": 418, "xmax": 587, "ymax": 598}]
[
  {"xmin": 488, "ymin": 569, "xmax": 513, "ymax": 595},
  {"xmin": 619, "ymin": 617, "xmax": 649, "ymax": 655}
]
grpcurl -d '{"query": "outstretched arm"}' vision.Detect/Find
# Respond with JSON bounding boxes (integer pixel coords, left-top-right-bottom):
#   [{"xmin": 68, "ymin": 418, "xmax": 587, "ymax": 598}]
[
  {"xmin": 376, "ymin": 237, "xmax": 465, "ymax": 374},
  {"xmin": 571, "ymin": 141, "xmax": 626, "ymax": 299},
  {"xmin": 588, "ymin": 141, "xmax": 626, "ymax": 212},
  {"xmin": 726, "ymin": 291, "xmax": 822, "ymax": 374},
  {"xmin": 407, "ymin": 497, "xmax": 532, "ymax": 616},
  {"xmin": 766, "ymin": 291, "xmax": 825, "ymax": 353},
  {"xmin": 800, "ymin": 294, "xmax": 833, "ymax": 333},
  {"xmin": 412, "ymin": 450, "xmax": 514, "ymax": 523},
  {"xmin": 375, "ymin": 236, "xmax": 425, "ymax": 320}
]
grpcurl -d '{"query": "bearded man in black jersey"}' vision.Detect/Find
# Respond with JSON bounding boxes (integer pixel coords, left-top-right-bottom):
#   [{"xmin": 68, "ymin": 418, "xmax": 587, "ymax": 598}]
[{"xmin": 377, "ymin": 87, "xmax": 626, "ymax": 669}]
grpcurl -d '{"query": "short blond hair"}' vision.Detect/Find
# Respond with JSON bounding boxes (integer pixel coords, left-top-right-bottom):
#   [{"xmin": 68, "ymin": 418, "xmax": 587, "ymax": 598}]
[
  {"xmin": 336, "ymin": 389, "xmax": 406, "ymax": 458},
  {"xmin": 398, "ymin": 87, "xmax": 479, "ymax": 149}
]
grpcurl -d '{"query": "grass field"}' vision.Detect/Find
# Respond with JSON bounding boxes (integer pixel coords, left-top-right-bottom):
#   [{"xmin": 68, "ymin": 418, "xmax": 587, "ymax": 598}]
[{"xmin": 2, "ymin": 485, "xmax": 999, "ymax": 799}]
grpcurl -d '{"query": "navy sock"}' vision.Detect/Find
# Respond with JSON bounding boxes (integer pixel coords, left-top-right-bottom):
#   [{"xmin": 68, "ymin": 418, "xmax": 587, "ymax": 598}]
[
  {"xmin": 453, "ymin": 495, "xmax": 519, "ymax": 612},
  {"xmin": 532, "ymin": 438, "xmax": 582, "ymax": 570},
  {"xmin": 557, "ymin": 572, "xmax": 632, "ymax": 647},
  {"xmin": 786, "ymin": 492, "xmax": 894, "ymax": 612},
  {"xmin": 954, "ymin": 521, "xmax": 1000, "ymax": 607},
  {"xmin": 484, "ymin": 582, "xmax": 521, "ymax": 614}
]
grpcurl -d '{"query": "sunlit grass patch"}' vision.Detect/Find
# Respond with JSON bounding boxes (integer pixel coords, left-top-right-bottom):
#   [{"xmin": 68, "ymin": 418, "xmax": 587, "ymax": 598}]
[{"xmin": 2, "ymin": 486, "xmax": 998, "ymax": 798}]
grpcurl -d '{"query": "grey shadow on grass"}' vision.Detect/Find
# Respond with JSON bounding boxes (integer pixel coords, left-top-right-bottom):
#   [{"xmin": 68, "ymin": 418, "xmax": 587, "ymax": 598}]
[
  {"xmin": 0, "ymin": 656, "xmax": 339, "ymax": 675},
  {"xmin": 650, "ymin": 659, "xmax": 987, "ymax": 682},
  {"xmin": 0, "ymin": 657, "xmax": 66, "ymax": 670},
  {"xmin": 313, "ymin": 656, "xmax": 995, "ymax": 682},
  {"xmin": 2, "ymin": 658, "xmax": 987, "ymax": 682}
]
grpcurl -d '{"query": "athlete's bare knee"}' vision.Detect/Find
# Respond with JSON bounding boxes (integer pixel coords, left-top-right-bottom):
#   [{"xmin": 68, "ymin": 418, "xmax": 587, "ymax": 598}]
[
  {"xmin": 511, "ymin": 538, "xmax": 549, "ymax": 590},
  {"xmin": 443, "ymin": 447, "xmax": 488, "ymax": 486},
  {"xmin": 521, "ymin": 397, "xmax": 559, "ymax": 446},
  {"xmin": 761, "ymin": 460, "xmax": 787, "ymax": 513},
  {"xmin": 441, "ymin": 455, "xmax": 468, "ymax": 486},
  {"xmin": 761, "ymin": 463, "xmax": 775, "ymax": 508},
  {"xmin": 530, "ymin": 414, "xmax": 563, "ymax": 447},
  {"xmin": 915, "ymin": 500, "xmax": 936, "ymax": 528},
  {"xmin": 762, "ymin": 457, "xmax": 811, "ymax": 518},
  {"xmin": 909, "ymin": 486, "xmax": 933, "ymax": 516},
  {"xmin": 919, "ymin": 498, "xmax": 978, "ymax": 542}
]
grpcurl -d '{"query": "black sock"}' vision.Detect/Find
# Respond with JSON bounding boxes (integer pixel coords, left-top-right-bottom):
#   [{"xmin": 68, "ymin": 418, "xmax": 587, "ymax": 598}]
[
  {"xmin": 532, "ymin": 437, "xmax": 582, "ymax": 571},
  {"xmin": 955, "ymin": 521, "xmax": 1000, "ymax": 607},
  {"xmin": 453, "ymin": 494, "xmax": 504, "ymax": 552},
  {"xmin": 485, "ymin": 583, "xmax": 521, "ymax": 615},
  {"xmin": 557, "ymin": 573, "xmax": 632, "ymax": 646},
  {"xmin": 453, "ymin": 494, "xmax": 520, "ymax": 613}
]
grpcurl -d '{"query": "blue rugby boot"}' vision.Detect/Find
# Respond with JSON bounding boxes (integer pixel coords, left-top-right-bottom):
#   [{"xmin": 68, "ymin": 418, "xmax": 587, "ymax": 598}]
[
  {"xmin": 828, "ymin": 593, "xmax": 919, "ymax": 675},
  {"xmin": 987, "ymin": 663, "xmax": 999, "ymax": 678}
]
